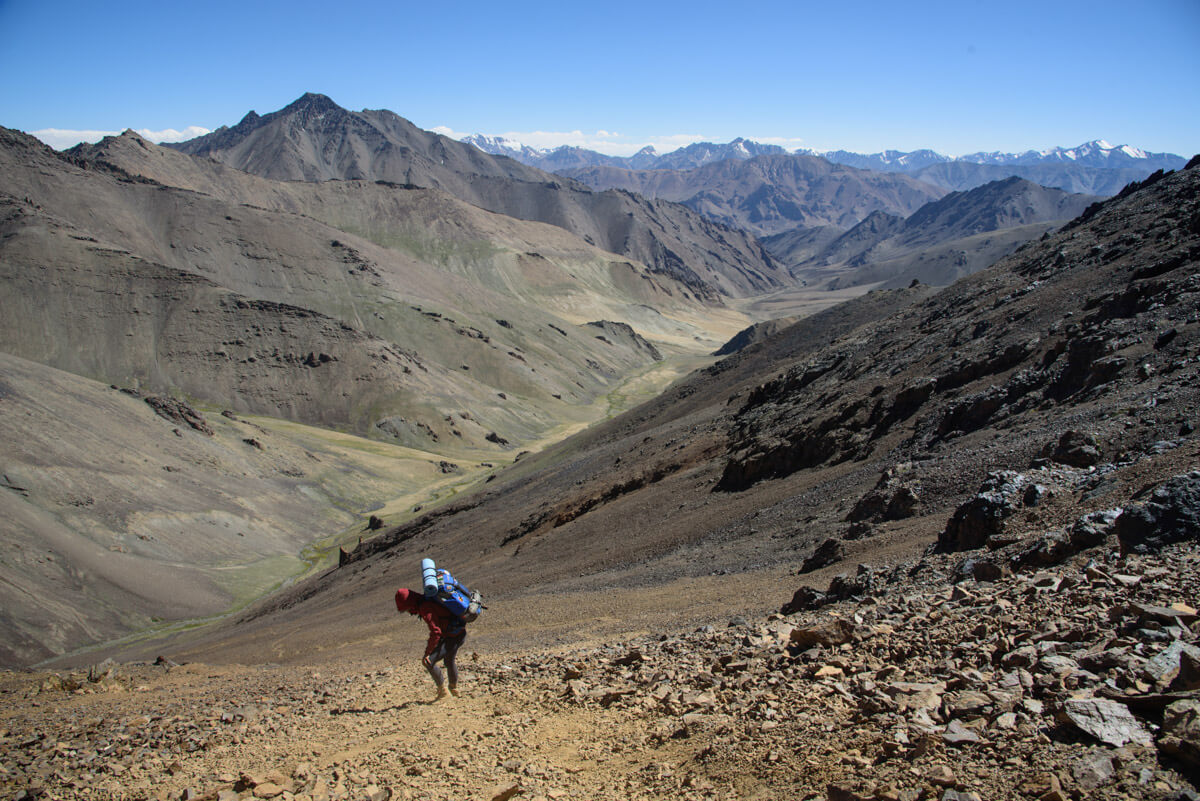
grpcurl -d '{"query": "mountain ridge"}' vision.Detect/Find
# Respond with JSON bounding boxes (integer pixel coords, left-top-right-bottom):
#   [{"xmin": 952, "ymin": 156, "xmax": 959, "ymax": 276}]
[
  {"xmin": 466, "ymin": 133, "xmax": 1184, "ymax": 196},
  {"xmin": 767, "ymin": 176, "xmax": 1099, "ymax": 290},
  {"xmin": 166, "ymin": 93, "xmax": 791, "ymax": 300},
  {"xmin": 559, "ymin": 153, "xmax": 946, "ymax": 237}
]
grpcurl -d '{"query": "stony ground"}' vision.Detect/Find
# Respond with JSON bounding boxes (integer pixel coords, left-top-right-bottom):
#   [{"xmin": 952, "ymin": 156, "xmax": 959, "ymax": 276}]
[{"xmin": 4, "ymin": 520, "xmax": 1198, "ymax": 801}]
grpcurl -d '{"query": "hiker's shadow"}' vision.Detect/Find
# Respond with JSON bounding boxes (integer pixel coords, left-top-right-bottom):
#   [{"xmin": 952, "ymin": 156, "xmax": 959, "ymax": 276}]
[{"xmin": 330, "ymin": 699, "xmax": 437, "ymax": 715}]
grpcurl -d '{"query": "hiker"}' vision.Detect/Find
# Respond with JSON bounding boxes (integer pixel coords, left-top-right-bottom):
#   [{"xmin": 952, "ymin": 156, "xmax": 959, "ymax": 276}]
[{"xmin": 394, "ymin": 587, "xmax": 467, "ymax": 700}]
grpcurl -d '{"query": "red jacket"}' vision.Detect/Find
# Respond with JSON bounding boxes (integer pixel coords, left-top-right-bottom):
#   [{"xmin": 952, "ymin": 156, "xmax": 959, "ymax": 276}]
[{"xmin": 395, "ymin": 588, "xmax": 465, "ymax": 655}]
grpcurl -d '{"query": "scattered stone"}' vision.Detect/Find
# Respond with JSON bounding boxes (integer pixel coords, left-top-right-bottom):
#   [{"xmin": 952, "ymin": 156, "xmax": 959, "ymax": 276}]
[{"xmin": 1059, "ymin": 698, "xmax": 1153, "ymax": 747}]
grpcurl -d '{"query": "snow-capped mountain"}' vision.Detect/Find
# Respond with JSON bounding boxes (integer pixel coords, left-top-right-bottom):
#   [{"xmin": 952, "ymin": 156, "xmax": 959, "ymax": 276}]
[
  {"xmin": 458, "ymin": 132, "xmax": 1186, "ymax": 197},
  {"xmin": 808, "ymin": 148, "xmax": 950, "ymax": 172},
  {"xmin": 651, "ymin": 138, "xmax": 787, "ymax": 170},
  {"xmin": 959, "ymin": 140, "xmax": 1181, "ymax": 170},
  {"xmin": 461, "ymin": 133, "xmax": 548, "ymax": 163},
  {"xmin": 460, "ymin": 135, "xmax": 787, "ymax": 172},
  {"xmin": 817, "ymin": 140, "xmax": 1184, "ymax": 174}
]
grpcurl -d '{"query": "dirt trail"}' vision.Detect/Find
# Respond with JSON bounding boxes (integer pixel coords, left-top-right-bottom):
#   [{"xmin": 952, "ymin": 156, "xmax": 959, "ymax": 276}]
[{"xmin": 5, "ymin": 525, "xmax": 1199, "ymax": 801}]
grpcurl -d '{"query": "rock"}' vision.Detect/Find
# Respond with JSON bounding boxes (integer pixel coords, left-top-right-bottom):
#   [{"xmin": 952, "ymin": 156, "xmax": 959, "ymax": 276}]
[
  {"xmin": 1059, "ymin": 698, "xmax": 1153, "ymax": 747},
  {"xmin": 781, "ymin": 586, "xmax": 828, "ymax": 615},
  {"xmin": 801, "ymin": 538, "xmax": 844, "ymax": 573},
  {"xmin": 940, "ymin": 791, "xmax": 981, "ymax": 801},
  {"xmin": 790, "ymin": 617, "xmax": 856, "ymax": 649},
  {"xmin": 958, "ymin": 557, "xmax": 1005, "ymax": 582},
  {"xmin": 1173, "ymin": 650, "xmax": 1200, "ymax": 692},
  {"xmin": 1014, "ymin": 508, "xmax": 1121, "ymax": 569},
  {"xmin": 925, "ymin": 764, "xmax": 956, "ymax": 787},
  {"xmin": 1072, "ymin": 753, "xmax": 1115, "ymax": 790},
  {"xmin": 885, "ymin": 486, "xmax": 920, "ymax": 520},
  {"xmin": 942, "ymin": 719, "xmax": 982, "ymax": 746},
  {"xmin": 1117, "ymin": 472, "xmax": 1200, "ymax": 554},
  {"xmin": 1044, "ymin": 430, "xmax": 1102, "ymax": 467},
  {"xmin": 1143, "ymin": 640, "xmax": 1200, "ymax": 689},
  {"xmin": 143, "ymin": 395, "xmax": 214, "ymax": 435},
  {"xmin": 1033, "ymin": 773, "xmax": 1069, "ymax": 801},
  {"xmin": 938, "ymin": 471, "xmax": 1029, "ymax": 552},
  {"xmin": 826, "ymin": 783, "xmax": 874, "ymax": 801},
  {"xmin": 1158, "ymin": 698, "xmax": 1200, "ymax": 775},
  {"xmin": 489, "ymin": 783, "xmax": 522, "ymax": 801},
  {"xmin": 826, "ymin": 565, "xmax": 876, "ymax": 601}
]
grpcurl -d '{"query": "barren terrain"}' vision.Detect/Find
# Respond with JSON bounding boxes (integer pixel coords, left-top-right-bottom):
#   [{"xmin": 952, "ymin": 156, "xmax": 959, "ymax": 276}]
[{"xmin": 4, "ymin": 156, "xmax": 1198, "ymax": 801}]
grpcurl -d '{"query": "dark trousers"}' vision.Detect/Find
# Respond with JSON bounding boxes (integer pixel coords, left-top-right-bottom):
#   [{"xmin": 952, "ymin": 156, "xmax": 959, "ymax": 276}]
[{"xmin": 423, "ymin": 629, "xmax": 466, "ymax": 687}]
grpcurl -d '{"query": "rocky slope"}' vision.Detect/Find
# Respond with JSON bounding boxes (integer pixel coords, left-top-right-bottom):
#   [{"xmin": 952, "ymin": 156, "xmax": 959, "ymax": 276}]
[
  {"xmin": 166, "ymin": 94, "xmax": 791, "ymax": 299},
  {"xmin": 4, "ymin": 147, "xmax": 1199, "ymax": 801},
  {"xmin": 4, "ymin": 477, "xmax": 1197, "ymax": 800}
]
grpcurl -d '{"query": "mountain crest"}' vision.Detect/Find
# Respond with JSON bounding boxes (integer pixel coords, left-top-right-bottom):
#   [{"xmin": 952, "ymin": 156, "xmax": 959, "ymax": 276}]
[{"xmin": 282, "ymin": 92, "xmax": 344, "ymax": 115}]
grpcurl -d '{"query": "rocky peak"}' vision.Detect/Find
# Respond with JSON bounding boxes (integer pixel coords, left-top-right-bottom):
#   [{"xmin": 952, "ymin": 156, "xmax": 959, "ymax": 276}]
[{"xmin": 281, "ymin": 92, "xmax": 344, "ymax": 116}]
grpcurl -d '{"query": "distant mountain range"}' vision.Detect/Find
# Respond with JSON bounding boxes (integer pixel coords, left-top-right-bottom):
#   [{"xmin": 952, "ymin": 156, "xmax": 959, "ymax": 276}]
[
  {"xmin": 463, "ymin": 135, "xmax": 1187, "ymax": 197},
  {"xmin": 814, "ymin": 139, "xmax": 1185, "ymax": 172},
  {"xmin": 557, "ymin": 154, "xmax": 944, "ymax": 237},
  {"xmin": 464, "ymin": 135, "xmax": 789, "ymax": 173},
  {"xmin": 164, "ymin": 94, "xmax": 1115, "ymax": 292},
  {"xmin": 763, "ymin": 176, "xmax": 1100, "ymax": 289}
]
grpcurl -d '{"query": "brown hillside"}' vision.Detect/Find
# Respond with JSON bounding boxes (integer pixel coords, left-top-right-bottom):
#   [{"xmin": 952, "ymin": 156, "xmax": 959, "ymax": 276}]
[{"xmin": 109, "ymin": 162, "xmax": 1200, "ymax": 668}]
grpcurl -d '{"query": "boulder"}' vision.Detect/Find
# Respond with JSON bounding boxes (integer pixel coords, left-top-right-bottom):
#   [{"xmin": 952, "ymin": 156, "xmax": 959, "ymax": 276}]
[
  {"xmin": 938, "ymin": 471, "xmax": 1029, "ymax": 552},
  {"xmin": 790, "ymin": 617, "xmax": 856, "ymax": 649},
  {"xmin": 1059, "ymin": 698, "xmax": 1152, "ymax": 747},
  {"xmin": 801, "ymin": 538, "xmax": 844, "ymax": 573},
  {"xmin": 781, "ymin": 586, "xmax": 828, "ymax": 615},
  {"xmin": 1043, "ymin": 430, "xmax": 1102, "ymax": 467},
  {"xmin": 1116, "ymin": 472, "xmax": 1200, "ymax": 554},
  {"xmin": 1158, "ymin": 698, "xmax": 1200, "ymax": 776}
]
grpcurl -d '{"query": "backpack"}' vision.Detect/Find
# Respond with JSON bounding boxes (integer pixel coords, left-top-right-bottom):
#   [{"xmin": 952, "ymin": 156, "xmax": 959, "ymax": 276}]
[{"xmin": 433, "ymin": 568, "xmax": 484, "ymax": 623}]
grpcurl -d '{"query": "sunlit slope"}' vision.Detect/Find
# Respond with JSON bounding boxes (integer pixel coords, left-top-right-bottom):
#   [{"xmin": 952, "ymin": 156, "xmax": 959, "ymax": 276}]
[
  {"xmin": 0, "ymin": 352, "xmax": 493, "ymax": 666},
  {"xmin": 3, "ymin": 127, "xmax": 752, "ymax": 452}
]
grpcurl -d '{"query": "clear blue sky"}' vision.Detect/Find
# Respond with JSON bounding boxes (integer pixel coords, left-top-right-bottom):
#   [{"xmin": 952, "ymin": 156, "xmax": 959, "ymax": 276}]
[{"xmin": 2, "ymin": 0, "xmax": 1197, "ymax": 156}]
